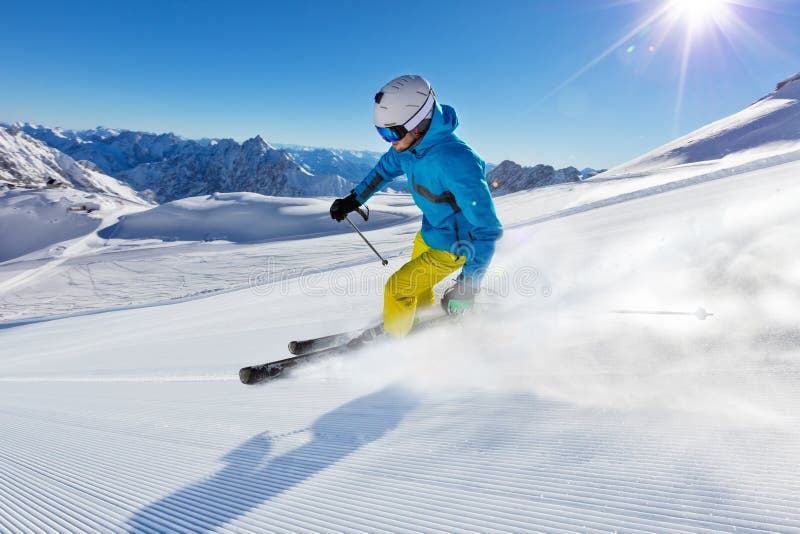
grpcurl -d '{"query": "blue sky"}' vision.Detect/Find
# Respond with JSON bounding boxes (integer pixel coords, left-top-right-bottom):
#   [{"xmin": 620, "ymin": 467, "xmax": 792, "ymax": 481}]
[{"xmin": 3, "ymin": 0, "xmax": 799, "ymax": 169}]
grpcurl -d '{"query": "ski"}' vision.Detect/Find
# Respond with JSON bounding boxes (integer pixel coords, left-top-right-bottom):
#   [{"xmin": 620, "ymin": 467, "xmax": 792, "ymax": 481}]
[
  {"xmin": 240, "ymin": 313, "xmax": 458, "ymax": 385},
  {"xmin": 288, "ymin": 323, "xmax": 381, "ymax": 355},
  {"xmin": 239, "ymin": 325, "xmax": 384, "ymax": 385},
  {"xmin": 287, "ymin": 309, "xmax": 459, "ymax": 355}
]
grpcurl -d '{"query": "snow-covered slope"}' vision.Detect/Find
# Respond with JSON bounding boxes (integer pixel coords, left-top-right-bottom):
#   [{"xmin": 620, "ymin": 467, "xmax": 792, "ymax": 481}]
[
  {"xmin": 0, "ymin": 127, "xmax": 152, "ymax": 262},
  {"xmin": 604, "ymin": 72, "xmax": 800, "ymax": 177},
  {"xmin": 98, "ymin": 192, "xmax": 410, "ymax": 244},
  {"xmin": 0, "ymin": 192, "xmax": 422, "ymax": 319},
  {"xmin": 1, "ymin": 76, "xmax": 800, "ymax": 532},
  {"xmin": 0, "ymin": 189, "xmax": 106, "ymax": 263},
  {"xmin": 1, "ymin": 152, "xmax": 799, "ymax": 531}
]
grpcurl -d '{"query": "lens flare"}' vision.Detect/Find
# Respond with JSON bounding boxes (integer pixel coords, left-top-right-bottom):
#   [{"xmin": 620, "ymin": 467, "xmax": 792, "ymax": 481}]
[
  {"xmin": 527, "ymin": 0, "xmax": 798, "ymax": 134},
  {"xmin": 672, "ymin": 0, "xmax": 729, "ymax": 26}
]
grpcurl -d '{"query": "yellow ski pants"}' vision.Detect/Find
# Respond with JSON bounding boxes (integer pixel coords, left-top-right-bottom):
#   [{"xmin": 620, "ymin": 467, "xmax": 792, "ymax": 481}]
[{"xmin": 383, "ymin": 231, "xmax": 465, "ymax": 337}]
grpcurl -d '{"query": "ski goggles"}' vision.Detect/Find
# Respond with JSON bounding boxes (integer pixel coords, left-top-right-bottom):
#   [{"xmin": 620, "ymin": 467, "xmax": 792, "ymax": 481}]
[
  {"xmin": 375, "ymin": 89, "xmax": 436, "ymax": 143},
  {"xmin": 375, "ymin": 125, "xmax": 408, "ymax": 143}
]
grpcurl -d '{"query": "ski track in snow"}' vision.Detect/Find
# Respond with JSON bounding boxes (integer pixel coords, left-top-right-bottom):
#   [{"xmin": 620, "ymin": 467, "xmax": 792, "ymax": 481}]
[
  {"xmin": 0, "ymin": 378, "xmax": 799, "ymax": 533},
  {"xmin": 0, "ymin": 375, "xmax": 235, "ymax": 383},
  {"xmin": 1, "ymin": 145, "xmax": 800, "ymax": 531}
]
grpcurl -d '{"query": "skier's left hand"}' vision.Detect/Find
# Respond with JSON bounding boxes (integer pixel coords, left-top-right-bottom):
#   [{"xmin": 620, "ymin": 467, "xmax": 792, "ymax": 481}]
[{"xmin": 441, "ymin": 280, "xmax": 478, "ymax": 315}]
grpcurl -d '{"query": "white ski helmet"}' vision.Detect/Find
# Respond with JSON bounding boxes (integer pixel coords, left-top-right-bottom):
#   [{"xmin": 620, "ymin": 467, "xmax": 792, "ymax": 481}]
[{"xmin": 373, "ymin": 75, "xmax": 436, "ymax": 142}]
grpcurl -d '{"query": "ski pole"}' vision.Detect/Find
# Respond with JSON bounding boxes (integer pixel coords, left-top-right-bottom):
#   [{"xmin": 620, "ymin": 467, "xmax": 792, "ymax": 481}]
[
  {"xmin": 344, "ymin": 215, "xmax": 389, "ymax": 266},
  {"xmin": 610, "ymin": 307, "xmax": 713, "ymax": 320}
]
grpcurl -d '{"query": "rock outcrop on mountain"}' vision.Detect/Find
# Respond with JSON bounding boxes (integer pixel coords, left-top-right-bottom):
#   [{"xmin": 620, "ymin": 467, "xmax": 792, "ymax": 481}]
[
  {"xmin": 117, "ymin": 136, "xmax": 353, "ymax": 202},
  {"xmin": 276, "ymin": 144, "xmax": 381, "ymax": 181},
  {"xmin": 487, "ymin": 160, "xmax": 582, "ymax": 195}
]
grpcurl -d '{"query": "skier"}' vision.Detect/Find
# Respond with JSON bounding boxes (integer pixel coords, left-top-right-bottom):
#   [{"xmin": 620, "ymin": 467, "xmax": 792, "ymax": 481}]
[{"xmin": 329, "ymin": 75, "xmax": 503, "ymax": 337}]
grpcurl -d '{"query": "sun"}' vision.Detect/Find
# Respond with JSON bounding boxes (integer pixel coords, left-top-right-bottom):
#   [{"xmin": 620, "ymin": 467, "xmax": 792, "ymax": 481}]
[
  {"xmin": 533, "ymin": 0, "xmax": 791, "ymax": 131},
  {"xmin": 671, "ymin": 0, "xmax": 730, "ymax": 27}
]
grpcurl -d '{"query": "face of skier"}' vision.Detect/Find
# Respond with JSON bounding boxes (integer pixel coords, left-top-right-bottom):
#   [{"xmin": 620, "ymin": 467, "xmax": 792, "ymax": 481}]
[{"xmin": 392, "ymin": 132, "xmax": 416, "ymax": 153}]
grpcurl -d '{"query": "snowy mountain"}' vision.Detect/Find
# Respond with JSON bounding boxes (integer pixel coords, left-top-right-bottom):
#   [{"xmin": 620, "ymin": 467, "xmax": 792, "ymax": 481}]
[
  {"xmin": 275, "ymin": 144, "xmax": 424, "ymax": 193},
  {"xmin": 487, "ymin": 159, "xmax": 582, "ymax": 195},
  {"xmin": 0, "ymin": 127, "xmax": 146, "ymax": 203},
  {"xmin": 275, "ymin": 143, "xmax": 382, "ymax": 180},
  {"xmin": 8, "ymin": 124, "xmax": 356, "ymax": 201},
  {"xmin": 7, "ymin": 123, "xmax": 185, "ymax": 175},
  {"xmin": 11, "ymin": 124, "xmax": 573, "ymax": 200},
  {"xmin": 604, "ymin": 72, "xmax": 800, "ymax": 177},
  {"xmin": 1, "ymin": 74, "xmax": 800, "ymax": 532},
  {"xmin": 117, "ymin": 136, "xmax": 354, "ymax": 202}
]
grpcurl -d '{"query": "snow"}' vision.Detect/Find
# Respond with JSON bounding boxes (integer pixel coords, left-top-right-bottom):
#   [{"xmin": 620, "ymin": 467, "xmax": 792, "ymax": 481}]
[
  {"xmin": 1, "ymin": 78, "xmax": 800, "ymax": 531},
  {"xmin": 602, "ymin": 71, "xmax": 800, "ymax": 178},
  {"xmin": 98, "ymin": 192, "xmax": 412, "ymax": 244},
  {"xmin": 0, "ymin": 190, "xmax": 103, "ymax": 262},
  {"xmin": 0, "ymin": 127, "xmax": 149, "ymax": 205}
]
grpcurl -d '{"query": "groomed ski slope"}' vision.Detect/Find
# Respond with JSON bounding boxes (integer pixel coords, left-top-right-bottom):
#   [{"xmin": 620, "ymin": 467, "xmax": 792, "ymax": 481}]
[
  {"xmin": 0, "ymin": 193, "xmax": 421, "ymax": 322},
  {"xmin": 1, "ymin": 141, "xmax": 800, "ymax": 532}
]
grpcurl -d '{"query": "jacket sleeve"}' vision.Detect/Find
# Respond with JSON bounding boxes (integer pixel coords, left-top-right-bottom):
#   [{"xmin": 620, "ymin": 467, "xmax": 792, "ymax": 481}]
[
  {"xmin": 446, "ymin": 155, "xmax": 503, "ymax": 289},
  {"xmin": 353, "ymin": 149, "xmax": 404, "ymax": 204}
]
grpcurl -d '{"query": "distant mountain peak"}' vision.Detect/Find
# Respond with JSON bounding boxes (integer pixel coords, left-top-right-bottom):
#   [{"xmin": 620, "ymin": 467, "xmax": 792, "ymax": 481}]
[
  {"xmin": 487, "ymin": 160, "xmax": 582, "ymax": 195},
  {"xmin": 243, "ymin": 134, "xmax": 274, "ymax": 151},
  {"xmin": 775, "ymin": 72, "xmax": 800, "ymax": 92}
]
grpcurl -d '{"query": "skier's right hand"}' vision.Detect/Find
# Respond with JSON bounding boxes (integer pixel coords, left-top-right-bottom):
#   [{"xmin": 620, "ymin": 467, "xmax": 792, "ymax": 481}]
[{"xmin": 330, "ymin": 192, "xmax": 361, "ymax": 222}]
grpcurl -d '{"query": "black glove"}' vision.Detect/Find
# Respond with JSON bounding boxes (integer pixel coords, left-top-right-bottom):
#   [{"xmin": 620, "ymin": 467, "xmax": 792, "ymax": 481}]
[
  {"xmin": 441, "ymin": 280, "xmax": 479, "ymax": 315},
  {"xmin": 330, "ymin": 192, "xmax": 361, "ymax": 222}
]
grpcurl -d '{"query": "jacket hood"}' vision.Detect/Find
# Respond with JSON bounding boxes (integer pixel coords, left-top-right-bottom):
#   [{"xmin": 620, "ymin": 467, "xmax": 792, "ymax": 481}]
[{"xmin": 413, "ymin": 102, "xmax": 458, "ymax": 153}]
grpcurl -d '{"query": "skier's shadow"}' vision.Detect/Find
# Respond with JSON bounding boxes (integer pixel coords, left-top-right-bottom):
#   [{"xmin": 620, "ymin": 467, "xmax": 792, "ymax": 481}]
[{"xmin": 125, "ymin": 384, "xmax": 418, "ymax": 533}]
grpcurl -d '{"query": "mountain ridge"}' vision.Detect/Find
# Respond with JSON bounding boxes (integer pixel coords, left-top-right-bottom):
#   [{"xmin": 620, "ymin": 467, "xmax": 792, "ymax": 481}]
[
  {"xmin": 487, "ymin": 160, "xmax": 583, "ymax": 195},
  {"xmin": 6, "ymin": 122, "xmax": 594, "ymax": 200}
]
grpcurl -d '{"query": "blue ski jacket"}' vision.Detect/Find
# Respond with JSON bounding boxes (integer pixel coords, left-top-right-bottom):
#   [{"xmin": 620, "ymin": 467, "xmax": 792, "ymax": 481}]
[{"xmin": 353, "ymin": 102, "xmax": 503, "ymax": 288}]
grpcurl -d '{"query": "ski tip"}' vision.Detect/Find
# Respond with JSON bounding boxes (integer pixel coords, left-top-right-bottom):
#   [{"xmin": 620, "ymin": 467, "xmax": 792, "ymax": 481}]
[
  {"xmin": 239, "ymin": 366, "xmax": 255, "ymax": 384},
  {"xmin": 239, "ymin": 364, "xmax": 286, "ymax": 385},
  {"xmin": 288, "ymin": 341, "xmax": 299, "ymax": 354}
]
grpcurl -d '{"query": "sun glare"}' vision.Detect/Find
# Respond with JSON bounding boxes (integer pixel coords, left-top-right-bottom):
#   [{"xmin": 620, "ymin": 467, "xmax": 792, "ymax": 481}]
[
  {"xmin": 672, "ymin": 0, "xmax": 729, "ymax": 27},
  {"xmin": 535, "ymin": 0, "xmax": 793, "ymax": 132}
]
